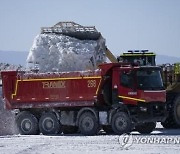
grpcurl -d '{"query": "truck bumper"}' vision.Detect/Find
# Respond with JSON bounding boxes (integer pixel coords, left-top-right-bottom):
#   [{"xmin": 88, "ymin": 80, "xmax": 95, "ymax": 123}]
[{"xmin": 130, "ymin": 102, "xmax": 167, "ymax": 123}]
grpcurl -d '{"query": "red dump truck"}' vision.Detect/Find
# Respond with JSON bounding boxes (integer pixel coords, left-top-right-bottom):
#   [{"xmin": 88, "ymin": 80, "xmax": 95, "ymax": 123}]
[{"xmin": 1, "ymin": 63, "xmax": 167, "ymax": 135}]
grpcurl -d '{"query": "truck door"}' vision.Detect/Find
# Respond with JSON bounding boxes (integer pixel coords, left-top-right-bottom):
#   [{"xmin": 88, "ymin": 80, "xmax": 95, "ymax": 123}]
[{"xmin": 118, "ymin": 70, "xmax": 137, "ymax": 105}]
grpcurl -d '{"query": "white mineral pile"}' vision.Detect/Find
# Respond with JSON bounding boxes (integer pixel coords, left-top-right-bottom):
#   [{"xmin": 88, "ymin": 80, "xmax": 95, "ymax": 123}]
[
  {"xmin": 27, "ymin": 34, "xmax": 106, "ymax": 72},
  {"xmin": 0, "ymin": 63, "xmax": 23, "ymax": 71}
]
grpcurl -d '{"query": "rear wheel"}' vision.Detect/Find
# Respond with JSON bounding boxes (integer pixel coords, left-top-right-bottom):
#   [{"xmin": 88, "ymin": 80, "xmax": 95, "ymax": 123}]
[
  {"xmin": 173, "ymin": 95, "xmax": 180, "ymax": 126},
  {"xmin": 39, "ymin": 112, "xmax": 62, "ymax": 135},
  {"xmin": 16, "ymin": 111, "xmax": 39, "ymax": 135},
  {"xmin": 161, "ymin": 118, "xmax": 178, "ymax": 128},
  {"xmin": 135, "ymin": 122, "xmax": 156, "ymax": 134},
  {"xmin": 63, "ymin": 126, "xmax": 78, "ymax": 134},
  {"xmin": 111, "ymin": 112, "xmax": 132, "ymax": 135},
  {"xmin": 161, "ymin": 95, "xmax": 180, "ymax": 128},
  {"xmin": 79, "ymin": 112, "xmax": 99, "ymax": 135}
]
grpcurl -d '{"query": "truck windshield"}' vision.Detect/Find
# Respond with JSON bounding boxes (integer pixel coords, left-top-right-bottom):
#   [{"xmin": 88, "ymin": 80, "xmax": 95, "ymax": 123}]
[{"xmin": 137, "ymin": 69, "xmax": 164, "ymax": 90}]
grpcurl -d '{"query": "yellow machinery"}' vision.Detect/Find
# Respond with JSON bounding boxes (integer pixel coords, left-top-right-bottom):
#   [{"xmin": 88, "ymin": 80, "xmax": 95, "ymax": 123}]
[{"xmin": 104, "ymin": 48, "xmax": 118, "ymax": 63}]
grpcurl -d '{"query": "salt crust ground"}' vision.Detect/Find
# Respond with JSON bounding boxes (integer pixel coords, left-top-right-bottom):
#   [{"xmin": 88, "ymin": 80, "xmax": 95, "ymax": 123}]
[{"xmin": 0, "ymin": 123, "xmax": 180, "ymax": 154}]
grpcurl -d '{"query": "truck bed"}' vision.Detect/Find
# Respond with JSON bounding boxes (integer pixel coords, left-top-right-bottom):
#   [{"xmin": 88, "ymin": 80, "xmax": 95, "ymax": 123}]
[{"xmin": 1, "ymin": 70, "xmax": 102, "ymax": 109}]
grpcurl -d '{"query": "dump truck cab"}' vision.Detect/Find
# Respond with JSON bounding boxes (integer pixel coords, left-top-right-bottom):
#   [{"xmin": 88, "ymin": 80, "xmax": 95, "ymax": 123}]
[
  {"xmin": 99, "ymin": 63, "xmax": 166, "ymax": 125},
  {"xmin": 117, "ymin": 50, "xmax": 180, "ymax": 128}
]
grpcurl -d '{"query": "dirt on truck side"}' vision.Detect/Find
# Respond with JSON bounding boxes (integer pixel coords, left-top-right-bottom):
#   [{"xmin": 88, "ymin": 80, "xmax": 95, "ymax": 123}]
[{"xmin": 0, "ymin": 88, "xmax": 18, "ymax": 135}]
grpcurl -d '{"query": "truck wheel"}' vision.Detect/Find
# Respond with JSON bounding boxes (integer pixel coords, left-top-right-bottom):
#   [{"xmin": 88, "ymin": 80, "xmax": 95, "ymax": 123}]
[
  {"xmin": 135, "ymin": 122, "xmax": 156, "ymax": 134},
  {"xmin": 16, "ymin": 111, "xmax": 39, "ymax": 135},
  {"xmin": 161, "ymin": 95, "xmax": 180, "ymax": 128},
  {"xmin": 79, "ymin": 112, "xmax": 99, "ymax": 135},
  {"xmin": 161, "ymin": 118, "xmax": 178, "ymax": 128},
  {"xmin": 173, "ymin": 95, "xmax": 180, "ymax": 126},
  {"xmin": 39, "ymin": 112, "xmax": 61, "ymax": 135},
  {"xmin": 63, "ymin": 126, "xmax": 79, "ymax": 134},
  {"xmin": 111, "ymin": 112, "xmax": 132, "ymax": 135},
  {"xmin": 103, "ymin": 125, "xmax": 114, "ymax": 134}
]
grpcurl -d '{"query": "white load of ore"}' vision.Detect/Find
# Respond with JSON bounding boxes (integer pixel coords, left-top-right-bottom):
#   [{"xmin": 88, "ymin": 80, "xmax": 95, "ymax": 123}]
[{"xmin": 27, "ymin": 34, "xmax": 106, "ymax": 72}]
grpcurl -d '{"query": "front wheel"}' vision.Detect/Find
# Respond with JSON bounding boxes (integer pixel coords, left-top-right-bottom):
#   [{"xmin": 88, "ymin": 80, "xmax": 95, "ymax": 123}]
[
  {"xmin": 39, "ymin": 112, "xmax": 62, "ymax": 135},
  {"xmin": 111, "ymin": 112, "xmax": 132, "ymax": 135},
  {"xmin": 135, "ymin": 122, "xmax": 156, "ymax": 134}
]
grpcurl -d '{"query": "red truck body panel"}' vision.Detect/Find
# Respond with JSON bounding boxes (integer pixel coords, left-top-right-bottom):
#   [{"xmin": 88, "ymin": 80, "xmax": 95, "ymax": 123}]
[
  {"xmin": 1, "ymin": 70, "xmax": 102, "ymax": 109},
  {"xmin": 1, "ymin": 63, "xmax": 166, "ymax": 110}
]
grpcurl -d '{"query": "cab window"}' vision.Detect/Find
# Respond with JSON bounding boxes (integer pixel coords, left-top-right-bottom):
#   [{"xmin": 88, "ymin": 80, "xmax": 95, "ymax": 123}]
[{"xmin": 120, "ymin": 71, "xmax": 133, "ymax": 88}]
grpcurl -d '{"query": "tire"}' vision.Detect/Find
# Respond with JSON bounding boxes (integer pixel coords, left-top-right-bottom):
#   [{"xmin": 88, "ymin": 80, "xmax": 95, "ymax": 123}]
[
  {"xmin": 16, "ymin": 111, "xmax": 39, "ymax": 135},
  {"xmin": 78, "ymin": 112, "xmax": 99, "ymax": 136},
  {"xmin": 135, "ymin": 122, "xmax": 156, "ymax": 134},
  {"xmin": 63, "ymin": 126, "xmax": 78, "ymax": 134},
  {"xmin": 103, "ymin": 125, "xmax": 114, "ymax": 134},
  {"xmin": 39, "ymin": 112, "xmax": 61, "ymax": 135},
  {"xmin": 161, "ymin": 118, "xmax": 179, "ymax": 129},
  {"xmin": 111, "ymin": 112, "xmax": 132, "ymax": 135},
  {"xmin": 161, "ymin": 95, "xmax": 180, "ymax": 129},
  {"xmin": 161, "ymin": 120, "xmax": 173, "ymax": 129},
  {"xmin": 173, "ymin": 95, "xmax": 180, "ymax": 126}
]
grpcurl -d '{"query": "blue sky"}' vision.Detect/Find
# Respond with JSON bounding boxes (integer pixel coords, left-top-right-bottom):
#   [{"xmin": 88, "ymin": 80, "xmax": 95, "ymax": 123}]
[{"xmin": 0, "ymin": 0, "xmax": 180, "ymax": 57}]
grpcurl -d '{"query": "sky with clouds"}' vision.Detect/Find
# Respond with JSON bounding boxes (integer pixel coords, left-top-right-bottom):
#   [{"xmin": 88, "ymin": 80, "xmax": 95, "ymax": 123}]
[{"xmin": 0, "ymin": 0, "xmax": 180, "ymax": 57}]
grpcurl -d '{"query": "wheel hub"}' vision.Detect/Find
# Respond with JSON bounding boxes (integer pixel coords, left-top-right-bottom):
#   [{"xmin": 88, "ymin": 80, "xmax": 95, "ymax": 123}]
[
  {"xmin": 82, "ymin": 117, "xmax": 94, "ymax": 131},
  {"xmin": 46, "ymin": 120, "xmax": 53, "ymax": 128},
  {"xmin": 43, "ymin": 118, "xmax": 54, "ymax": 131},
  {"xmin": 25, "ymin": 122, "xmax": 31, "ymax": 130},
  {"xmin": 115, "ymin": 117, "xmax": 127, "ymax": 131},
  {"xmin": 21, "ymin": 119, "xmax": 32, "ymax": 132}
]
